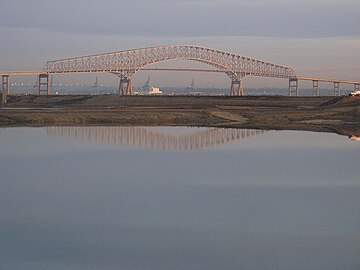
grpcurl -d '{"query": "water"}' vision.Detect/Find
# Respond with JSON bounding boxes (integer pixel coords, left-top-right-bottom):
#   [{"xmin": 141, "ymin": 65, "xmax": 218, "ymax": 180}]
[{"xmin": 1, "ymin": 127, "xmax": 359, "ymax": 270}]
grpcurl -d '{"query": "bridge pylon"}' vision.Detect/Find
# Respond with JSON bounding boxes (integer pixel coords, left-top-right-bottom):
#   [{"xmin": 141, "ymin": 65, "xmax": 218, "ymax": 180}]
[
  {"xmin": 230, "ymin": 79, "xmax": 244, "ymax": 96},
  {"xmin": 229, "ymin": 73, "xmax": 245, "ymax": 96},
  {"xmin": 118, "ymin": 77, "xmax": 132, "ymax": 96},
  {"xmin": 38, "ymin": 74, "xmax": 50, "ymax": 95},
  {"xmin": 289, "ymin": 77, "xmax": 299, "ymax": 96},
  {"xmin": 313, "ymin": 80, "xmax": 319, "ymax": 96},
  {"xmin": 333, "ymin": 82, "xmax": 340, "ymax": 96},
  {"xmin": 1, "ymin": 75, "xmax": 9, "ymax": 94},
  {"xmin": 1, "ymin": 91, "xmax": 5, "ymax": 106},
  {"xmin": 114, "ymin": 73, "xmax": 133, "ymax": 96}
]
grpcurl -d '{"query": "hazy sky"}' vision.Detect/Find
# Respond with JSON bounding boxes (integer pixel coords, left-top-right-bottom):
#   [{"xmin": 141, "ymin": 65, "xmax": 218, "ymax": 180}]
[{"xmin": 0, "ymin": 0, "xmax": 359, "ymax": 87}]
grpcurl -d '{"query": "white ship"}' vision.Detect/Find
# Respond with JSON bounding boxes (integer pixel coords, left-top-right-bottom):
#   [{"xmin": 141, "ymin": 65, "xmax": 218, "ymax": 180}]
[
  {"xmin": 349, "ymin": 135, "xmax": 360, "ymax": 141},
  {"xmin": 147, "ymin": 86, "xmax": 163, "ymax": 95}
]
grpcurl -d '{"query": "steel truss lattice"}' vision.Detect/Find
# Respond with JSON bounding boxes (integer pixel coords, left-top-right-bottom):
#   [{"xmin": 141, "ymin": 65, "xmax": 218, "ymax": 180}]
[{"xmin": 44, "ymin": 45, "xmax": 296, "ymax": 81}]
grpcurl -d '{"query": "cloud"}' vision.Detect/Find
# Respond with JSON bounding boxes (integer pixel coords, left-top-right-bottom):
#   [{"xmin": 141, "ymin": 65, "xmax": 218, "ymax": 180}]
[{"xmin": 1, "ymin": 0, "xmax": 359, "ymax": 38}]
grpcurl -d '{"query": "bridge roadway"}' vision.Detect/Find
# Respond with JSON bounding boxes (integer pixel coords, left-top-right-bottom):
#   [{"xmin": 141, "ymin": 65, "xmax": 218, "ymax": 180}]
[
  {"xmin": 47, "ymin": 126, "xmax": 266, "ymax": 151},
  {"xmin": 1, "ymin": 45, "xmax": 359, "ymax": 97}
]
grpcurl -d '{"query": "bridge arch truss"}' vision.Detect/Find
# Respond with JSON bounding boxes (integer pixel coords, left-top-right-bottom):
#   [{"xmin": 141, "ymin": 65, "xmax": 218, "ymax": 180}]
[{"xmin": 45, "ymin": 45, "xmax": 296, "ymax": 96}]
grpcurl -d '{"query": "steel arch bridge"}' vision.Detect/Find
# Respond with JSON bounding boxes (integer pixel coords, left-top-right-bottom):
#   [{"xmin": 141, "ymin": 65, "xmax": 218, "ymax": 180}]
[{"xmin": 44, "ymin": 45, "xmax": 296, "ymax": 96}]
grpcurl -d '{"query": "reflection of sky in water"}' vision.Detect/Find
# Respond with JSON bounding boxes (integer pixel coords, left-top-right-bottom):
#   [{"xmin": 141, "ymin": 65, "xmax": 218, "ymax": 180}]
[{"xmin": 0, "ymin": 127, "xmax": 359, "ymax": 270}]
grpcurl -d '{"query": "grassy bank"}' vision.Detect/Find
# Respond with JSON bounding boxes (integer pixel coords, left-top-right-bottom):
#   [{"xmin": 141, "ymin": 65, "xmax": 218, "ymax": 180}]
[{"xmin": 1, "ymin": 95, "xmax": 360, "ymax": 137}]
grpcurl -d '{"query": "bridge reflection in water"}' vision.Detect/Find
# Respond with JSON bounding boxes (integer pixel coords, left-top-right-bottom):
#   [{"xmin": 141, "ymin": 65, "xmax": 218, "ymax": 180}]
[{"xmin": 47, "ymin": 126, "xmax": 266, "ymax": 151}]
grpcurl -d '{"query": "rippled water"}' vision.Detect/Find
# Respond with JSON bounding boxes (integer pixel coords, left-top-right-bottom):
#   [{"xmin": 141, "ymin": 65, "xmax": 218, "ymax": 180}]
[{"xmin": 1, "ymin": 127, "xmax": 359, "ymax": 270}]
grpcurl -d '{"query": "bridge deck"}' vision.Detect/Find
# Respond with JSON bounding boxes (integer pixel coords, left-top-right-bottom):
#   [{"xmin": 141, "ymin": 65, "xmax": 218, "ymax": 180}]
[
  {"xmin": 296, "ymin": 76, "xmax": 360, "ymax": 85},
  {"xmin": 0, "ymin": 71, "xmax": 48, "ymax": 76},
  {"xmin": 1, "ymin": 70, "xmax": 359, "ymax": 86}
]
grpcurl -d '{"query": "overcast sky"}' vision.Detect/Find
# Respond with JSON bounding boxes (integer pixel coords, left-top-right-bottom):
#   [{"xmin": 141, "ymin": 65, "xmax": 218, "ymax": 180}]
[{"xmin": 0, "ymin": 0, "xmax": 359, "ymax": 87}]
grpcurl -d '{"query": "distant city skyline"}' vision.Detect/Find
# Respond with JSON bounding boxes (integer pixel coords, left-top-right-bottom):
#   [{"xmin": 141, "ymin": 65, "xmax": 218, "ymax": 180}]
[{"xmin": 1, "ymin": 0, "xmax": 359, "ymax": 88}]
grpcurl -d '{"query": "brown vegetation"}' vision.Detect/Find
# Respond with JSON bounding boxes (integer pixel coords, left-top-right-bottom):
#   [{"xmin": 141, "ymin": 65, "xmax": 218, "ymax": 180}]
[{"xmin": 1, "ymin": 94, "xmax": 360, "ymax": 136}]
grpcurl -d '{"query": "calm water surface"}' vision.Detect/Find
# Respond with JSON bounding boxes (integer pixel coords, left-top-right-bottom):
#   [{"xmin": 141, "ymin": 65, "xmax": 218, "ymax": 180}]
[{"xmin": 1, "ymin": 127, "xmax": 359, "ymax": 270}]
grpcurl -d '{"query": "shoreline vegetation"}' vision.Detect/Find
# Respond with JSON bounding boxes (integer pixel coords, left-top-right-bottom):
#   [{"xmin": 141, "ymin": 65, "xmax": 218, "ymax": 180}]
[{"xmin": 1, "ymin": 94, "xmax": 360, "ymax": 137}]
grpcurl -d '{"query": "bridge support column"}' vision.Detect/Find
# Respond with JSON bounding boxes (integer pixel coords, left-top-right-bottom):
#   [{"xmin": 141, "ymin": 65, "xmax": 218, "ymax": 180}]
[
  {"xmin": 1, "ymin": 89, "xmax": 6, "ymax": 107},
  {"xmin": 313, "ymin": 80, "xmax": 319, "ymax": 96},
  {"xmin": 118, "ymin": 77, "xmax": 132, "ymax": 96},
  {"xmin": 2, "ymin": 75, "xmax": 9, "ymax": 94},
  {"xmin": 38, "ymin": 74, "xmax": 50, "ymax": 95},
  {"xmin": 333, "ymin": 82, "xmax": 340, "ymax": 96},
  {"xmin": 354, "ymin": 84, "xmax": 359, "ymax": 92},
  {"xmin": 230, "ymin": 79, "xmax": 243, "ymax": 96},
  {"xmin": 289, "ymin": 78, "xmax": 298, "ymax": 96}
]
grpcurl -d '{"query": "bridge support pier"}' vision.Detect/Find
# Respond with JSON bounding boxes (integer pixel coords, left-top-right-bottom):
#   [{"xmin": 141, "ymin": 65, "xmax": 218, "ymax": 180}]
[
  {"xmin": 333, "ymin": 82, "xmax": 340, "ymax": 96},
  {"xmin": 289, "ymin": 78, "xmax": 298, "ymax": 96},
  {"xmin": 354, "ymin": 84, "xmax": 359, "ymax": 92},
  {"xmin": 1, "ymin": 92, "xmax": 5, "ymax": 106},
  {"xmin": 2, "ymin": 75, "xmax": 9, "ymax": 94},
  {"xmin": 118, "ymin": 77, "xmax": 132, "ymax": 96},
  {"xmin": 38, "ymin": 74, "xmax": 50, "ymax": 95},
  {"xmin": 313, "ymin": 80, "xmax": 319, "ymax": 96},
  {"xmin": 230, "ymin": 79, "xmax": 243, "ymax": 96}
]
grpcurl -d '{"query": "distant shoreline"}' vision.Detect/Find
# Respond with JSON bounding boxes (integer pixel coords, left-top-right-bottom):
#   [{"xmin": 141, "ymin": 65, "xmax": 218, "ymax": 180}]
[{"xmin": 1, "ymin": 95, "xmax": 360, "ymax": 137}]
